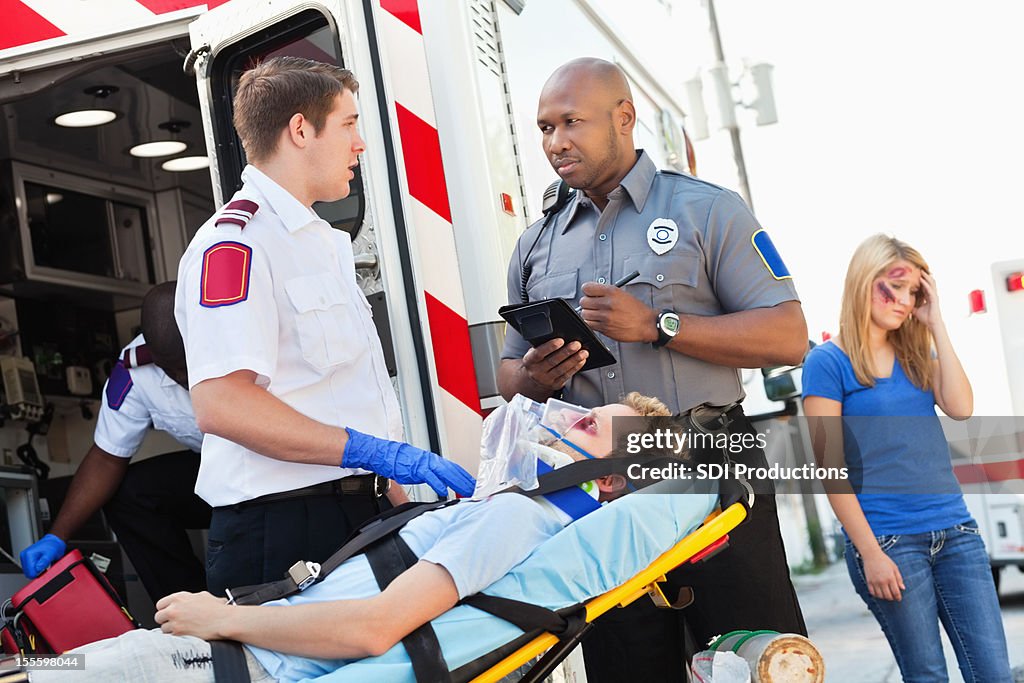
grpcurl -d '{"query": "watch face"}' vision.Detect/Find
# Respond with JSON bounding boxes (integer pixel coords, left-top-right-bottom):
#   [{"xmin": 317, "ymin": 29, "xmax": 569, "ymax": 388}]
[{"xmin": 662, "ymin": 313, "xmax": 680, "ymax": 335}]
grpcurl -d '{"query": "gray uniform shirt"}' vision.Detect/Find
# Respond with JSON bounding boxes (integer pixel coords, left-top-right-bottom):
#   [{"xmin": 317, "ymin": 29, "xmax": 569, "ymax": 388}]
[{"xmin": 502, "ymin": 150, "xmax": 800, "ymax": 413}]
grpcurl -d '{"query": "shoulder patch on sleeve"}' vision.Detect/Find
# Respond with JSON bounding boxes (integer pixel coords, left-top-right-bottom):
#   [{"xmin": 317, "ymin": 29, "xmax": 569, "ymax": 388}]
[
  {"xmin": 201, "ymin": 241, "xmax": 253, "ymax": 308},
  {"xmin": 215, "ymin": 199, "xmax": 259, "ymax": 229},
  {"xmin": 105, "ymin": 360, "xmax": 134, "ymax": 410},
  {"xmin": 751, "ymin": 229, "xmax": 792, "ymax": 280}
]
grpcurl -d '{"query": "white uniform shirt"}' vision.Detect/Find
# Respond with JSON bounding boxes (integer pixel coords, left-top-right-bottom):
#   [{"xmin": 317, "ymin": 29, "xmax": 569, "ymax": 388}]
[
  {"xmin": 175, "ymin": 165, "xmax": 403, "ymax": 506},
  {"xmin": 94, "ymin": 334, "xmax": 202, "ymax": 457}
]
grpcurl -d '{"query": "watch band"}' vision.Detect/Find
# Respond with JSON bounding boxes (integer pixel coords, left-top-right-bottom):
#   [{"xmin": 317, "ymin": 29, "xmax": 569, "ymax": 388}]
[{"xmin": 653, "ymin": 310, "xmax": 680, "ymax": 348}]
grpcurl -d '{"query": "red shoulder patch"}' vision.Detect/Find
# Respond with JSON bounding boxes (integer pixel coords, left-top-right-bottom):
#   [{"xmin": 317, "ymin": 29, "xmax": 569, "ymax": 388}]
[
  {"xmin": 215, "ymin": 199, "xmax": 259, "ymax": 229},
  {"xmin": 200, "ymin": 242, "xmax": 253, "ymax": 308}
]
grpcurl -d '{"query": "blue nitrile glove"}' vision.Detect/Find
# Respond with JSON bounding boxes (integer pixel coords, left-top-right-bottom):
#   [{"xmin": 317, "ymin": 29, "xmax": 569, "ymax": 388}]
[
  {"xmin": 20, "ymin": 534, "xmax": 66, "ymax": 579},
  {"xmin": 343, "ymin": 428, "xmax": 476, "ymax": 497}
]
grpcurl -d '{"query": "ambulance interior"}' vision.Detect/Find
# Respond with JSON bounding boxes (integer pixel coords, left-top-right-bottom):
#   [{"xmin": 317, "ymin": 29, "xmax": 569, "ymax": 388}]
[{"xmin": 0, "ymin": 41, "xmax": 217, "ymax": 624}]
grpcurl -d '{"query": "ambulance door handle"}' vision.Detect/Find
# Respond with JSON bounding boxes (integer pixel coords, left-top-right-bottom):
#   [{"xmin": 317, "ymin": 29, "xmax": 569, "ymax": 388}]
[
  {"xmin": 183, "ymin": 45, "xmax": 211, "ymax": 76},
  {"xmin": 354, "ymin": 253, "xmax": 378, "ymax": 270}
]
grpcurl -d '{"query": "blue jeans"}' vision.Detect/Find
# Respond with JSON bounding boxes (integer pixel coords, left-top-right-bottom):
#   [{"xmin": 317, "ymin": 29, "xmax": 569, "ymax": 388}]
[{"xmin": 845, "ymin": 520, "xmax": 1012, "ymax": 682}]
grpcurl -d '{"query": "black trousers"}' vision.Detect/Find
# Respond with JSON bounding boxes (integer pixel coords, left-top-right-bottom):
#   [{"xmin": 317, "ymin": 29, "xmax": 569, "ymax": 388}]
[
  {"xmin": 102, "ymin": 450, "xmax": 211, "ymax": 602},
  {"xmin": 205, "ymin": 488, "xmax": 388, "ymax": 597},
  {"xmin": 582, "ymin": 410, "xmax": 807, "ymax": 682}
]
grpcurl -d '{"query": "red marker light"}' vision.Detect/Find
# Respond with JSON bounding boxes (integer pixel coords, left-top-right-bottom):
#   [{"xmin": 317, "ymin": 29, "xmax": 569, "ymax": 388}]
[
  {"xmin": 1007, "ymin": 272, "xmax": 1024, "ymax": 292},
  {"xmin": 968, "ymin": 289, "xmax": 986, "ymax": 314},
  {"xmin": 500, "ymin": 193, "xmax": 515, "ymax": 216}
]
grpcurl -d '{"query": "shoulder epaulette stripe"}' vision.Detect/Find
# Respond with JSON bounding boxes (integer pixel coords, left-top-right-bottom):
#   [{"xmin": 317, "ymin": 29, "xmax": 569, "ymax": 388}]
[
  {"xmin": 215, "ymin": 199, "xmax": 259, "ymax": 229},
  {"xmin": 121, "ymin": 344, "xmax": 154, "ymax": 369}
]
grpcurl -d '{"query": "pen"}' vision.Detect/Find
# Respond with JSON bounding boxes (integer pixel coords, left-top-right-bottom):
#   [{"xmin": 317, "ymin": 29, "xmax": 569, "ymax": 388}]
[{"xmin": 574, "ymin": 270, "xmax": 641, "ymax": 314}]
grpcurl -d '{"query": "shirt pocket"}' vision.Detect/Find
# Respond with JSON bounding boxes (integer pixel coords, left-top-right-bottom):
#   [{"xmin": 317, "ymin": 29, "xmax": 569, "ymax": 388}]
[
  {"xmin": 285, "ymin": 273, "xmax": 360, "ymax": 370},
  {"xmin": 623, "ymin": 250, "xmax": 700, "ymax": 311},
  {"xmin": 528, "ymin": 270, "xmax": 579, "ymax": 304}
]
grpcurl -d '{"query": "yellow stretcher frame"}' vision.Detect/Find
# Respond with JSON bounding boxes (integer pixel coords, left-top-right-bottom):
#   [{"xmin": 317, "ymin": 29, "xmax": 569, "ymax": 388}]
[{"xmin": 470, "ymin": 501, "xmax": 749, "ymax": 683}]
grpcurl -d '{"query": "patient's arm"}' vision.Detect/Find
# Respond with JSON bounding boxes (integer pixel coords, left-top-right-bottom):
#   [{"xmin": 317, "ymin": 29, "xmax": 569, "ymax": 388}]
[{"xmin": 154, "ymin": 561, "xmax": 458, "ymax": 659}]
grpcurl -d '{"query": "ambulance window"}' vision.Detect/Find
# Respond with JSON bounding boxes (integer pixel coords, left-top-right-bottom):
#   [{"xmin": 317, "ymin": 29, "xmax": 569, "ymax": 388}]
[
  {"xmin": 210, "ymin": 9, "xmax": 365, "ymax": 239},
  {"xmin": 25, "ymin": 182, "xmax": 115, "ymax": 277}
]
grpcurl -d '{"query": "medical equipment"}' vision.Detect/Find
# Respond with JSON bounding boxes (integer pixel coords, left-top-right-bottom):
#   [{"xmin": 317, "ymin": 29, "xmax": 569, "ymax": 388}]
[
  {"xmin": 472, "ymin": 396, "xmax": 597, "ymax": 500},
  {"xmin": 1, "ymin": 550, "xmax": 138, "ymax": 655}
]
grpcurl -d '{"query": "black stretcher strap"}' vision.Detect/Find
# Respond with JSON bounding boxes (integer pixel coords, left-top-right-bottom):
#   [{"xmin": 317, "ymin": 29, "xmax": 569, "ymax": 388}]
[
  {"xmin": 501, "ymin": 455, "xmax": 676, "ymax": 499},
  {"xmin": 211, "ymin": 640, "xmax": 251, "ymax": 683},
  {"xmin": 460, "ymin": 595, "xmax": 577, "ymax": 637},
  {"xmin": 450, "ymin": 597, "xmax": 588, "ymax": 683},
  {"xmin": 365, "ymin": 534, "xmax": 451, "ymax": 683},
  {"xmin": 228, "ymin": 500, "xmax": 456, "ymax": 606}
]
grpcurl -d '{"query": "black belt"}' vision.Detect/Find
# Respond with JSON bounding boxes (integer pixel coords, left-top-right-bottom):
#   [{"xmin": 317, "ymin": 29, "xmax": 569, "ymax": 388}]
[
  {"xmin": 682, "ymin": 402, "xmax": 745, "ymax": 432},
  {"xmin": 225, "ymin": 474, "xmax": 389, "ymax": 510}
]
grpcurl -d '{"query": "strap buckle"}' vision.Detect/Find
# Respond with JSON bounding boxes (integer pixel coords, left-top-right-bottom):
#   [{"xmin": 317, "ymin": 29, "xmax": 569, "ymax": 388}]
[
  {"xmin": 373, "ymin": 475, "xmax": 391, "ymax": 498},
  {"xmin": 288, "ymin": 560, "xmax": 322, "ymax": 591}
]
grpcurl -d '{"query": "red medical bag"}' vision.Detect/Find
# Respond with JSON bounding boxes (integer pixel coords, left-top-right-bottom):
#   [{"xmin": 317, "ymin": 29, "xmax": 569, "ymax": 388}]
[{"xmin": 1, "ymin": 550, "xmax": 138, "ymax": 654}]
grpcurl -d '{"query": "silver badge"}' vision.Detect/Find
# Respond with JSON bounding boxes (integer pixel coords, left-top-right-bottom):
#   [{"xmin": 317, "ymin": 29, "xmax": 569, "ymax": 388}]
[{"xmin": 647, "ymin": 218, "xmax": 678, "ymax": 255}]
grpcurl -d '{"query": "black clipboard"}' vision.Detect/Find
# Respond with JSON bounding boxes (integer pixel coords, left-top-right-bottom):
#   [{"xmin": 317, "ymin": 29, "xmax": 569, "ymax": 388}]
[{"xmin": 499, "ymin": 298, "xmax": 617, "ymax": 372}]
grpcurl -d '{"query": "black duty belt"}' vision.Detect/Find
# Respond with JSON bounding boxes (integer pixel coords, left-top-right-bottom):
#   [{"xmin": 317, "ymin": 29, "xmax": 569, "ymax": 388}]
[
  {"xmin": 682, "ymin": 402, "xmax": 745, "ymax": 433},
  {"xmin": 223, "ymin": 474, "xmax": 389, "ymax": 510}
]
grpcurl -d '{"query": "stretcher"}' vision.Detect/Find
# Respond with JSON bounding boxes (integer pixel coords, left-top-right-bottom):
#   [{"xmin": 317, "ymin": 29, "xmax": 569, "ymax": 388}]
[
  {"xmin": 293, "ymin": 478, "xmax": 750, "ymax": 683},
  {"xmin": 470, "ymin": 496, "xmax": 747, "ymax": 683}
]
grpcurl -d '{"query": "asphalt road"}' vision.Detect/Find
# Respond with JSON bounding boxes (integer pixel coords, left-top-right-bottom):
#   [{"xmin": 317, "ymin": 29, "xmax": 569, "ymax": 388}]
[{"xmin": 792, "ymin": 560, "xmax": 1024, "ymax": 682}]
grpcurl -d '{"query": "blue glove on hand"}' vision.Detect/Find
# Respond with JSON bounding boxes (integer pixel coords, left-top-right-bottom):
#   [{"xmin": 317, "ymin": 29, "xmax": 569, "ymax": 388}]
[
  {"xmin": 343, "ymin": 428, "xmax": 476, "ymax": 498},
  {"xmin": 20, "ymin": 534, "xmax": 66, "ymax": 579}
]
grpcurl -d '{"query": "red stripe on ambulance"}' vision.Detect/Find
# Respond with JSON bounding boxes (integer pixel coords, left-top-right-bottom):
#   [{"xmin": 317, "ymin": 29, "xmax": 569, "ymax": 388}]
[
  {"xmin": 1, "ymin": 1, "xmax": 65, "ymax": 51},
  {"xmin": 425, "ymin": 293, "xmax": 482, "ymax": 416},
  {"xmin": 379, "ymin": 0, "xmax": 422, "ymax": 34},
  {"xmin": 395, "ymin": 103, "xmax": 453, "ymax": 224},
  {"xmin": 954, "ymin": 458, "xmax": 1024, "ymax": 485},
  {"xmin": 131, "ymin": 0, "xmax": 206, "ymax": 14}
]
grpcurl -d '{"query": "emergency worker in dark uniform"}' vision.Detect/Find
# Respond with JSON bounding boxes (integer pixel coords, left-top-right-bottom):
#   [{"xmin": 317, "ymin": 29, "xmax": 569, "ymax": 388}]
[
  {"xmin": 498, "ymin": 58, "xmax": 808, "ymax": 681},
  {"xmin": 175, "ymin": 57, "xmax": 474, "ymax": 595},
  {"xmin": 20, "ymin": 282, "xmax": 210, "ymax": 601}
]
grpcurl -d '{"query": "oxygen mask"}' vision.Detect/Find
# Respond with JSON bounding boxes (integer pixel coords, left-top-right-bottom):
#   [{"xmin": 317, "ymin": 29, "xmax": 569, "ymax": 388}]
[{"xmin": 471, "ymin": 395, "xmax": 595, "ymax": 499}]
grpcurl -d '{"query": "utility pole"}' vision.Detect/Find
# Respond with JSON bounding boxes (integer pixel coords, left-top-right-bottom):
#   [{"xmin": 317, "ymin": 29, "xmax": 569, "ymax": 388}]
[{"xmin": 705, "ymin": 0, "xmax": 754, "ymax": 212}]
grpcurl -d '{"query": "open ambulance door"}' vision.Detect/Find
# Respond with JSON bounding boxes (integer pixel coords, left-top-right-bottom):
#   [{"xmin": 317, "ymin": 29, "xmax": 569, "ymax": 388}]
[{"xmin": 184, "ymin": 0, "xmax": 445, "ymax": 459}]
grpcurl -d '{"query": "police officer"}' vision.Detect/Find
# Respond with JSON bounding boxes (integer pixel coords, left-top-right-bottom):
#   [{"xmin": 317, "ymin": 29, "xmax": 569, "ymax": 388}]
[
  {"xmin": 175, "ymin": 57, "xmax": 475, "ymax": 595},
  {"xmin": 20, "ymin": 282, "xmax": 211, "ymax": 601},
  {"xmin": 498, "ymin": 58, "xmax": 808, "ymax": 681}
]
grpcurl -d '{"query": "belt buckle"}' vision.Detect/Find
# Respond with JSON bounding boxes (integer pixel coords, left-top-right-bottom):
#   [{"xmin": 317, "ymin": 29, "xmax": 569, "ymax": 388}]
[
  {"xmin": 373, "ymin": 475, "xmax": 391, "ymax": 498},
  {"xmin": 287, "ymin": 560, "xmax": 322, "ymax": 591}
]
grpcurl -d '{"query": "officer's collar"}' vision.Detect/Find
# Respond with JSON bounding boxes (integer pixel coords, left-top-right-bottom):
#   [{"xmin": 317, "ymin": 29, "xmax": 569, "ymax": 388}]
[
  {"xmin": 560, "ymin": 150, "xmax": 657, "ymax": 234},
  {"xmin": 241, "ymin": 165, "xmax": 325, "ymax": 234}
]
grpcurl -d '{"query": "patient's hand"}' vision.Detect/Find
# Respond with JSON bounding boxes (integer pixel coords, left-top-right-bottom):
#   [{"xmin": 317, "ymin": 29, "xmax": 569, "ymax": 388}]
[{"xmin": 155, "ymin": 591, "xmax": 231, "ymax": 640}]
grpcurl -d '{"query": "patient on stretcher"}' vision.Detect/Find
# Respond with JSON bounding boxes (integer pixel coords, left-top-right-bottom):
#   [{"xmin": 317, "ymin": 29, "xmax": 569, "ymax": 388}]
[{"xmin": 36, "ymin": 393, "xmax": 716, "ymax": 682}]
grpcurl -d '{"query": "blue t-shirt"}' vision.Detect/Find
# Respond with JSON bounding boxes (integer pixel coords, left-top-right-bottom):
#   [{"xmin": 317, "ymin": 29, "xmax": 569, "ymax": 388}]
[{"xmin": 801, "ymin": 341, "xmax": 970, "ymax": 535}]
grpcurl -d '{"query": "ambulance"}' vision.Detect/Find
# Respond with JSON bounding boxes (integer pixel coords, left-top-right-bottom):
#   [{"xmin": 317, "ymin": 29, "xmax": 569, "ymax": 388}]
[
  {"xmin": 0, "ymin": 0, "xmax": 698, "ymax": 595},
  {"xmin": 957, "ymin": 259, "xmax": 1024, "ymax": 592}
]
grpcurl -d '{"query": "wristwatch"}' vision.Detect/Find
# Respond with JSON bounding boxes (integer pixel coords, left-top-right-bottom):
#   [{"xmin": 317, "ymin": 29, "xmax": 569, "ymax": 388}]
[{"xmin": 653, "ymin": 309, "xmax": 680, "ymax": 348}]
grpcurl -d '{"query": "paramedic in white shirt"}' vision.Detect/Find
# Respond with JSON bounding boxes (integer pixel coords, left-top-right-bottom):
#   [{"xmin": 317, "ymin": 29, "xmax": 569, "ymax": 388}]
[
  {"xmin": 20, "ymin": 282, "xmax": 211, "ymax": 601},
  {"xmin": 174, "ymin": 56, "xmax": 474, "ymax": 596}
]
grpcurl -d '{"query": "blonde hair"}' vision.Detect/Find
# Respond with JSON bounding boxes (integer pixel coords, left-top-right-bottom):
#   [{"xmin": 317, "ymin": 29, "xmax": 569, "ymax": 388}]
[
  {"xmin": 620, "ymin": 391, "xmax": 671, "ymax": 417},
  {"xmin": 233, "ymin": 57, "xmax": 359, "ymax": 164},
  {"xmin": 839, "ymin": 234, "xmax": 933, "ymax": 390}
]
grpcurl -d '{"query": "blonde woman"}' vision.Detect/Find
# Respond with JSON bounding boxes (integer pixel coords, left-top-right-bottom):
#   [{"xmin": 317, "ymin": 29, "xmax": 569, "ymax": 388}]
[{"xmin": 802, "ymin": 234, "xmax": 1010, "ymax": 682}]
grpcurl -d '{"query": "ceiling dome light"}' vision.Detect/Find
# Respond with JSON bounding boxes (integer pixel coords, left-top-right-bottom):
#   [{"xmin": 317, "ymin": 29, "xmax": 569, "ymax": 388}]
[
  {"xmin": 161, "ymin": 156, "xmax": 210, "ymax": 172},
  {"xmin": 54, "ymin": 109, "xmax": 117, "ymax": 128},
  {"xmin": 129, "ymin": 140, "xmax": 187, "ymax": 158}
]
